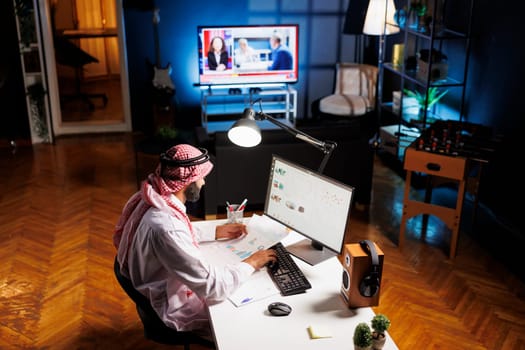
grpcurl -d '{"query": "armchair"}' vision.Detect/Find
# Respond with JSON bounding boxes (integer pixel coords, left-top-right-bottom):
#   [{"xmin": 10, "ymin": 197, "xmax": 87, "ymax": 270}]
[{"xmin": 315, "ymin": 63, "xmax": 378, "ymax": 119}]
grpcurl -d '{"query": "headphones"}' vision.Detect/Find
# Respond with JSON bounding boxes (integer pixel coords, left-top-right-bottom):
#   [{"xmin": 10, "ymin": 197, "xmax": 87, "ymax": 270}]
[
  {"xmin": 358, "ymin": 240, "xmax": 381, "ymax": 298},
  {"xmin": 159, "ymin": 148, "xmax": 210, "ymax": 175}
]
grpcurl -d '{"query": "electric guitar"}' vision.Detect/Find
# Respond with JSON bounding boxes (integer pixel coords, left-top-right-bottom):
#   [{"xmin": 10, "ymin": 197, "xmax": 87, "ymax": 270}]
[{"xmin": 150, "ymin": 7, "xmax": 175, "ymax": 103}]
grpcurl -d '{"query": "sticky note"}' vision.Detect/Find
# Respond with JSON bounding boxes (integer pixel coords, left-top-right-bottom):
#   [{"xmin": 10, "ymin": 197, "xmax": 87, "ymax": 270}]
[{"xmin": 307, "ymin": 325, "xmax": 332, "ymax": 339}]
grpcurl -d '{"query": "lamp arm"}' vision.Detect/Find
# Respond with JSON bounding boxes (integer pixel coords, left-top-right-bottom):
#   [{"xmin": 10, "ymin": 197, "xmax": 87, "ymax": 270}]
[
  {"xmin": 317, "ymin": 140, "xmax": 337, "ymax": 174},
  {"xmin": 255, "ymin": 111, "xmax": 337, "ymax": 173}
]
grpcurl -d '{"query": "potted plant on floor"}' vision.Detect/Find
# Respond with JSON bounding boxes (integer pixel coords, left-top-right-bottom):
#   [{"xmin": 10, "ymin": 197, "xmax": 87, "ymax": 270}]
[
  {"xmin": 353, "ymin": 322, "xmax": 373, "ymax": 350},
  {"xmin": 371, "ymin": 314, "xmax": 391, "ymax": 350},
  {"xmin": 154, "ymin": 126, "xmax": 190, "ymax": 150}
]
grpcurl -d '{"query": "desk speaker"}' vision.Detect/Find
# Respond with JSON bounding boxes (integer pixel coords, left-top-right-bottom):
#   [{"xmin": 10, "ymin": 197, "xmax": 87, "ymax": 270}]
[{"xmin": 338, "ymin": 241, "xmax": 384, "ymax": 308}]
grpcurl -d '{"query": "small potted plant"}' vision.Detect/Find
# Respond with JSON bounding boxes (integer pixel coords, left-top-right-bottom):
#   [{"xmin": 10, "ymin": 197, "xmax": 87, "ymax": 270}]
[
  {"xmin": 353, "ymin": 322, "xmax": 373, "ymax": 350},
  {"xmin": 155, "ymin": 126, "xmax": 181, "ymax": 149},
  {"xmin": 403, "ymin": 87, "xmax": 447, "ymax": 121},
  {"xmin": 371, "ymin": 314, "xmax": 391, "ymax": 350}
]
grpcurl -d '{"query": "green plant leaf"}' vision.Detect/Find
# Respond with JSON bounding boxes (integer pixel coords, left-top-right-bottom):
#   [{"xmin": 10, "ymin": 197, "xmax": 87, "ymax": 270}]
[
  {"xmin": 353, "ymin": 322, "xmax": 373, "ymax": 347},
  {"xmin": 403, "ymin": 87, "xmax": 447, "ymax": 109},
  {"xmin": 371, "ymin": 314, "xmax": 391, "ymax": 333},
  {"xmin": 156, "ymin": 126, "xmax": 179, "ymax": 140}
]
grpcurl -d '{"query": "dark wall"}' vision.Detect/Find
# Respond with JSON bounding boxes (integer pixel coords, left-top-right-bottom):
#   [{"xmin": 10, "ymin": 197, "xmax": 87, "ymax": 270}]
[
  {"xmin": 0, "ymin": 0, "xmax": 30, "ymax": 142},
  {"xmin": 121, "ymin": 0, "xmax": 353, "ymax": 132},
  {"xmin": 467, "ymin": 1, "xmax": 523, "ymax": 231},
  {"xmin": 122, "ymin": 1, "xmax": 251, "ymax": 133},
  {"xmin": 122, "ymin": 0, "xmax": 522, "ymax": 233},
  {"xmin": 121, "ymin": 7, "xmax": 157, "ymax": 133}
]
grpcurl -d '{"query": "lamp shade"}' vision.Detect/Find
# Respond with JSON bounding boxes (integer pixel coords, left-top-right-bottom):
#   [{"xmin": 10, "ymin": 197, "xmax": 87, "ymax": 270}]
[
  {"xmin": 362, "ymin": 0, "xmax": 400, "ymax": 35},
  {"xmin": 227, "ymin": 118, "xmax": 262, "ymax": 147}
]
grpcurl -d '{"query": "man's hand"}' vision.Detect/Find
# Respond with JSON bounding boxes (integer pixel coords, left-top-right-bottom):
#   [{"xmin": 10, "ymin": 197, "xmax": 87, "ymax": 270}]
[
  {"xmin": 215, "ymin": 223, "xmax": 247, "ymax": 240},
  {"xmin": 243, "ymin": 249, "xmax": 277, "ymax": 270}
]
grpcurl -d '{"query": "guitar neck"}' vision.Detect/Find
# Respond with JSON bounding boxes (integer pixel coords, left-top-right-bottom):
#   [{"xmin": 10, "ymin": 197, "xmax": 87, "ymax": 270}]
[{"xmin": 153, "ymin": 8, "xmax": 161, "ymax": 68}]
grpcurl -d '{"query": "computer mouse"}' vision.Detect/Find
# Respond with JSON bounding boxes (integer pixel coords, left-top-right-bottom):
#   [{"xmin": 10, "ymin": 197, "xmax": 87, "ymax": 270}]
[{"xmin": 267, "ymin": 302, "xmax": 292, "ymax": 316}]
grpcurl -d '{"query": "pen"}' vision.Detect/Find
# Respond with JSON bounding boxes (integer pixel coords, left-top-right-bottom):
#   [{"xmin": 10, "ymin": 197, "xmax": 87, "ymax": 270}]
[
  {"xmin": 226, "ymin": 201, "xmax": 233, "ymax": 212},
  {"xmin": 237, "ymin": 198, "xmax": 248, "ymax": 212}
]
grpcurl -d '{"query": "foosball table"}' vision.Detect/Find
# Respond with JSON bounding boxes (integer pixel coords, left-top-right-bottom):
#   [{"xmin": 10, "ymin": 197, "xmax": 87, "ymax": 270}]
[{"xmin": 399, "ymin": 120, "xmax": 497, "ymax": 258}]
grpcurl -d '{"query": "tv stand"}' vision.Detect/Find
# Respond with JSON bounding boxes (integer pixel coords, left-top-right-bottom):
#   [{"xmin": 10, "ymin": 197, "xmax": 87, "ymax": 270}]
[
  {"xmin": 200, "ymin": 85, "xmax": 297, "ymax": 133},
  {"xmin": 228, "ymin": 88, "xmax": 242, "ymax": 95}
]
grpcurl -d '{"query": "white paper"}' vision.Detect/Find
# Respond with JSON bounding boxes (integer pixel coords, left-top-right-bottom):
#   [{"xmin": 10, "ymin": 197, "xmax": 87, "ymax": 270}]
[
  {"xmin": 227, "ymin": 269, "xmax": 280, "ymax": 307},
  {"xmin": 196, "ymin": 215, "xmax": 288, "ymax": 306},
  {"xmin": 241, "ymin": 214, "xmax": 290, "ymax": 255},
  {"xmin": 199, "ymin": 214, "xmax": 289, "ymax": 265}
]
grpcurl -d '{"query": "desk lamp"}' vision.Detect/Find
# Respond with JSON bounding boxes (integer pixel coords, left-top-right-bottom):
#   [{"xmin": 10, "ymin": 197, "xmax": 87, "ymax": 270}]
[
  {"xmin": 362, "ymin": 0, "xmax": 399, "ymax": 148},
  {"xmin": 228, "ymin": 102, "xmax": 337, "ymax": 174}
]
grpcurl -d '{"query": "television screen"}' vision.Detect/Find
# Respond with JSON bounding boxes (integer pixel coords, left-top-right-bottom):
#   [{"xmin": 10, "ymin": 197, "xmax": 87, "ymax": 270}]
[{"xmin": 197, "ymin": 24, "xmax": 299, "ymax": 86}]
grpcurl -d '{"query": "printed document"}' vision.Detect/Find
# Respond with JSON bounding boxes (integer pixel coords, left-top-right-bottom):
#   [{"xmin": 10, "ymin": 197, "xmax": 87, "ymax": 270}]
[{"xmin": 197, "ymin": 214, "xmax": 289, "ymax": 306}]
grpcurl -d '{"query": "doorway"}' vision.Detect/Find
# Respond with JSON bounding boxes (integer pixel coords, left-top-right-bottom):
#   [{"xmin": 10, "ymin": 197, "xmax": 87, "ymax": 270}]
[{"xmin": 42, "ymin": 0, "xmax": 131, "ymax": 135}]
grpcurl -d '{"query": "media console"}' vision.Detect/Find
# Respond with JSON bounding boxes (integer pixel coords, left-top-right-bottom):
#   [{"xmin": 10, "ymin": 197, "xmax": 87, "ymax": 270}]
[
  {"xmin": 199, "ymin": 116, "xmax": 376, "ymax": 218},
  {"xmin": 200, "ymin": 85, "xmax": 297, "ymax": 133}
]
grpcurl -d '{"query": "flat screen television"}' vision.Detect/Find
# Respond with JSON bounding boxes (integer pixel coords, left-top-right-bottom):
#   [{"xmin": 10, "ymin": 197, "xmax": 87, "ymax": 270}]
[
  {"xmin": 197, "ymin": 24, "xmax": 299, "ymax": 86},
  {"xmin": 264, "ymin": 155, "xmax": 355, "ymax": 265}
]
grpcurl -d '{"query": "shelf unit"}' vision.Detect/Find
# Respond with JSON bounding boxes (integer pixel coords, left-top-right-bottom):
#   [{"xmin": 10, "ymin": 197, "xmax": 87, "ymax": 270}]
[
  {"xmin": 13, "ymin": 0, "xmax": 53, "ymax": 144},
  {"xmin": 200, "ymin": 85, "xmax": 297, "ymax": 134},
  {"xmin": 379, "ymin": 0, "xmax": 474, "ymax": 159}
]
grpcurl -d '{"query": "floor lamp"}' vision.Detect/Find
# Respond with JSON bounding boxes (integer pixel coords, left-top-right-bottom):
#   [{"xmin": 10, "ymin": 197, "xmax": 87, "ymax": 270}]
[{"xmin": 362, "ymin": 0, "xmax": 399, "ymax": 148}]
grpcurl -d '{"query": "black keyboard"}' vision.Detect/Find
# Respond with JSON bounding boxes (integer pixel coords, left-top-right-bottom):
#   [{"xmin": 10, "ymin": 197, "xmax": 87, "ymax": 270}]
[{"xmin": 267, "ymin": 242, "xmax": 312, "ymax": 296}]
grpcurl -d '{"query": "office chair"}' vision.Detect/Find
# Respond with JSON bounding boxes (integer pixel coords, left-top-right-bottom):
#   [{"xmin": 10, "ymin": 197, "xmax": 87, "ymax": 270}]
[
  {"xmin": 54, "ymin": 35, "xmax": 108, "ymax": 111},
  {"xmin": 113, "ymin": 257, "xmax": 216, "ymax": 349}
]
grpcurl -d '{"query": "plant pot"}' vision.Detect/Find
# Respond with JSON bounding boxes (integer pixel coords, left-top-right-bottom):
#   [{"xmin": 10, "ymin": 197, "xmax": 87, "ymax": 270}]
[
  {"xmin": 372, "ymin": 335, "xmax": 387, "ymax": 349},
  {"xmin": 355, "ymin": 346, "xmax": 372, "ymax": 350}
]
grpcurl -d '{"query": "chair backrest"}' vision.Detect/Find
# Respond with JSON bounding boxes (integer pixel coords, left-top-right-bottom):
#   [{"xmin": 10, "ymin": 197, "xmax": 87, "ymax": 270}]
[
  {"xmin": 113, "ymin": 257, "xmax": 216, "ymax": 349},
  {"xmin": 114, "ymin": 257, "xmax": 152, "ymax": 310},
  {"xmin": 333, "ymin": 63, "xmax": 378, "ymax": 105}
]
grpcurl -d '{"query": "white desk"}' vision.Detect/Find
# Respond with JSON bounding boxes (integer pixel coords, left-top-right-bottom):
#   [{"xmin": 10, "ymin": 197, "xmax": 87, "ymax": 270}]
[{"xmin": 195, "ymin": 219, "xmax": 398, "ymax": 350}]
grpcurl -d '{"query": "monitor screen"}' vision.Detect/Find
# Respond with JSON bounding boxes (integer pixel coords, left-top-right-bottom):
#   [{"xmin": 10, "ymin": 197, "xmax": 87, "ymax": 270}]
[
  {"xmin": 197, "ymin": 24, "xmax": 299, "ymax": 86},
  {"xmin": 264, "ymin": 155, "xmax": 354, "ymax": 265}
]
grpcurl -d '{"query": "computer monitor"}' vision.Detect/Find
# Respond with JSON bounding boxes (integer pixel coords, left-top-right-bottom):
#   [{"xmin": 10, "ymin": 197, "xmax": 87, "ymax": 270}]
[{"xmin": 264, "ymin": 155, "xmax": 354, "ymax": 265}]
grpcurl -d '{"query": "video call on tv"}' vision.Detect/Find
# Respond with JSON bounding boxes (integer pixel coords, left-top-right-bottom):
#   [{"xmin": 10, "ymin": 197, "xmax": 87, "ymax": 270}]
[{"xmin": 197, "ymin": 24, "xmax": 299, "ymax": 86}]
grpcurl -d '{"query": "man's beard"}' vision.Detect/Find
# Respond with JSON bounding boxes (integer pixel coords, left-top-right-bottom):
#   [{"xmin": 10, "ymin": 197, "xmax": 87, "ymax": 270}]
[{"xmin": 184, "ymin": 182, "xmax": 201, "ymax": 202}]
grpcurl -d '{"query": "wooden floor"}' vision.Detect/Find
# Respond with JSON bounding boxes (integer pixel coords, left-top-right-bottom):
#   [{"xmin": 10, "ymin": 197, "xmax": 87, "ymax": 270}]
[
  {"xmin": 1, "ymin": 133, "xmax": 525, "ymax": 349},
  {"xmin": 59, "ymin": 76, "xmax": 124, "ymax": 123}
]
